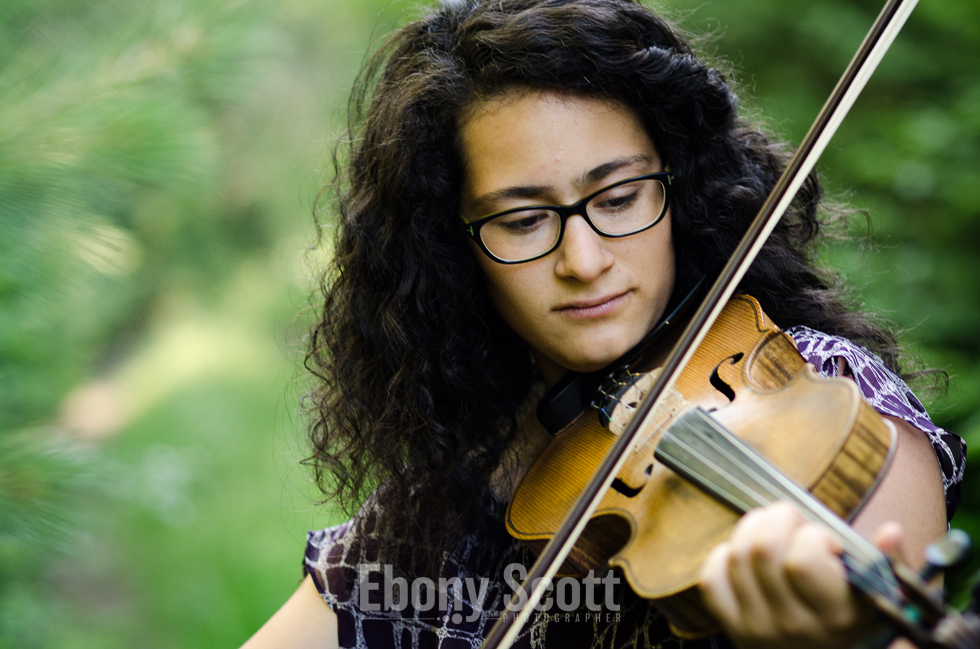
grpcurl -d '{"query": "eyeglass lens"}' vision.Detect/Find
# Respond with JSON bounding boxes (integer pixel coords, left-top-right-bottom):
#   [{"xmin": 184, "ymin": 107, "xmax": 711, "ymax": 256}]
[{"xmin": 480, "ymin": 177, "xmax": 666, "ymax": 262}]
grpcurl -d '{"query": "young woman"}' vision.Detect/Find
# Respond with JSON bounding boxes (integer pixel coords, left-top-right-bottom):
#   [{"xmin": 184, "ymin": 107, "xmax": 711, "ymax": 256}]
[{"xmin": 243, "ymin": 1, "xmax": 966, "ymax": 647}]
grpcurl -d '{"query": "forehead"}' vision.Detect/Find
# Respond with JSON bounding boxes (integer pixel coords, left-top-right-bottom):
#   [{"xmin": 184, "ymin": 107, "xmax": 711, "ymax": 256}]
[{"xmin": 458, "ymin": 90, "xmax": 660, "ymax": 207}]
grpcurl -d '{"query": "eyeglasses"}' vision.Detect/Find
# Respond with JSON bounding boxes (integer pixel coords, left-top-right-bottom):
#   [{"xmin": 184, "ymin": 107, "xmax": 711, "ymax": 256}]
[{"xmin": 461, "ymin": 171, "xmax": 673, "ymax": 264}]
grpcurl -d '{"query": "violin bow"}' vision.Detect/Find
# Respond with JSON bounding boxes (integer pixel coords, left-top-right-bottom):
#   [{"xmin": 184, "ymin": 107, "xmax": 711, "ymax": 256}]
[{"xmin": 480, "ymin": 0, "xmax": 921, "ymax": 647}]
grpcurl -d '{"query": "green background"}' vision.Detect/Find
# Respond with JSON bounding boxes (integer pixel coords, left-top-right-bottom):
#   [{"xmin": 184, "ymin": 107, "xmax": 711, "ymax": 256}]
[{"xmin": 0, "ymin": 0, "xmax": 976, "ymax": 647}]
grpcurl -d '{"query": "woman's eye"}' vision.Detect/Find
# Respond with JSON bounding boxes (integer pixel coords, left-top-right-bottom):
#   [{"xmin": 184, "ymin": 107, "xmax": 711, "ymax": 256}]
[
  {"xmin": 498, "ymin": 211, "xmax": 549, "ymax": 233},
  {"xmin": 594, "ymin": 189, "xmax": 639, "ymax": 212}
]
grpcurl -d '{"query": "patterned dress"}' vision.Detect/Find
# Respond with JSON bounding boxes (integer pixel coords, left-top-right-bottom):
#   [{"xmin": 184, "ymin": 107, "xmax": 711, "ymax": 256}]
[{"xmin": 303, "ymin": 329, "xmax": 967, "ymax": 649}]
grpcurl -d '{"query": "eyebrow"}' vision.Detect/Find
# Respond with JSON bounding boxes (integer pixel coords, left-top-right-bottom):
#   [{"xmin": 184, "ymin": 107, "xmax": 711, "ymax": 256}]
[{"xmin": 471, "ymin": 154, "xmax": 653, "ymax": 216}]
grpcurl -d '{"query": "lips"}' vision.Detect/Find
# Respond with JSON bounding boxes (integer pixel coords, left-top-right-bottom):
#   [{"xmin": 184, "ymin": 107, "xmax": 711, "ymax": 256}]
[{"xmin": 555, "ymin": 290, "xmax": 631, "ymax": 319}]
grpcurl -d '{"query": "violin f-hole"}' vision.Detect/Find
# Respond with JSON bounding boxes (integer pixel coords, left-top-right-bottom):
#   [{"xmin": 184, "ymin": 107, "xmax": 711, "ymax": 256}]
[
  {"xmin": 709, "ymin": 352, "xmax": 744, "ymax": 403},
  {"xmin": 611, "ymin": 477, "xmax": 642, "ymax": 498}
]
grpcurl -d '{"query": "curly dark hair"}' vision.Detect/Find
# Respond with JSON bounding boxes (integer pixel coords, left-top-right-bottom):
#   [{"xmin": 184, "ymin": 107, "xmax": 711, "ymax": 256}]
[{"xmin": 304, "ymin": 0, "xmax": 904, "ymax": 576}]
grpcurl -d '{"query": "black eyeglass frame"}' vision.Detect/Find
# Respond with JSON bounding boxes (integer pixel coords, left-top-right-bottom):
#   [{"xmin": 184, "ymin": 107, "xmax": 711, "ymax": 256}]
[{"xmin": 461, "ymin": 171, "xmax": 674, "ymax": 264}]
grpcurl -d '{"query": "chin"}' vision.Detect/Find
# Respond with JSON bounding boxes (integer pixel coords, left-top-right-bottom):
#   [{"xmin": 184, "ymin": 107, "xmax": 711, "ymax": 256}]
[
  {"xmin": 565, "ymin": 348, "xmax": 629, "ymax": 374},
  {"xmin": 580, "ymin": 334, "xmax": 641, "ymax": 370}
]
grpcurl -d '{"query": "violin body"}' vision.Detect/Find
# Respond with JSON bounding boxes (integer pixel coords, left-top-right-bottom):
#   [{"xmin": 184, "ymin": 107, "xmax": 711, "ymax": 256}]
[{"xmin": 505, "ymin": 295, "xmax": 896, "ymax": 636}]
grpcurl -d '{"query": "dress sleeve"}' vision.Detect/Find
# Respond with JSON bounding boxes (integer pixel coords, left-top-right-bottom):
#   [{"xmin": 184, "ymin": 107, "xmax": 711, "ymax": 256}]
[
  {"xmin": 302, "ymin": 518, "xmax": 372, "ymax": 648},
  {"xmin": 303, "ymin": 502, "xmax": 402, "ymax": 649},
  {"xmin": 303, "ymin": 521, "xmax": 357, "ymax": 604},
  {"xmin": 786, "ymin": 326, "xmax": 966, "ymax": 521}
]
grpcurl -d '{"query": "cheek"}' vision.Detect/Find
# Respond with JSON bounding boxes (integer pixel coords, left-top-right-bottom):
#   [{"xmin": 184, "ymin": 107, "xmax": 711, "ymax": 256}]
[
  {"xmin": 475, "ymin": 266, "xmax": 551, "ymax": 344},
  {"xmin": 469, "ymin": 241, "xmax": 535, "ymax": 323},
  {"xmin": 483, "ymin": 272, "xmax": 542, "ymax": 330},
  {"xmin": 645, "ymin": 217, "xmax": 674, "ymax": 281},
  {"xmin": 619, "ymin": 218, "xmax": 675, "ymax": 286}
]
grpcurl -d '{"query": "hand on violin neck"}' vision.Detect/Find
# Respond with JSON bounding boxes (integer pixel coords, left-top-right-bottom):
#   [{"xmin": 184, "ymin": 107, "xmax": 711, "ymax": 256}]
[{"xmin": 698, "ymin": 502, "xmax": 893, "ymax": 649}]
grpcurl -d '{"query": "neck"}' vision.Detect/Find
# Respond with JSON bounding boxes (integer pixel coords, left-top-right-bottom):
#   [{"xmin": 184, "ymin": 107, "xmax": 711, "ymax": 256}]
[{"xmin": 532, "ymin": 350, "xmax": 570, "ymax": 388}]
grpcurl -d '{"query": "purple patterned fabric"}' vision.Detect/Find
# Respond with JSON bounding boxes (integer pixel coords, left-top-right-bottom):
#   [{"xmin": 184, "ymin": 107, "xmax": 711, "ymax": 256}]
[{"xmin": 303, "ymin": 328, "xmax": 965, "ymax": 649}]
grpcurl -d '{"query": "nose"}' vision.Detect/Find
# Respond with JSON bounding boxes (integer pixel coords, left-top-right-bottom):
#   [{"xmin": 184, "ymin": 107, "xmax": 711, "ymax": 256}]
[{"xmin": 554, "ymin": 215, "xmax": 614, "ymax": 281}]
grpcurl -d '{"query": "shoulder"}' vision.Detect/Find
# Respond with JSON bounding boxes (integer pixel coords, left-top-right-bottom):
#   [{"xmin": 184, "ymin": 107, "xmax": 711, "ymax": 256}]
[
  {"xmin": 785, "ymin": 326, "xmax": 966, "ymax": 520},
  {"xmin": 240, "ymin": 575, "xmax": 338, "ymax": 649}
]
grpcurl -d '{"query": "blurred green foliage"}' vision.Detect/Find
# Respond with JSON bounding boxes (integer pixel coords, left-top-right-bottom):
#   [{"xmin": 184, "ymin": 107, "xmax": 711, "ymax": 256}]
[
  {"xmin": 0, "ymin": 0, "xmax": 392, "ymax": 645},
  {"xmin": 0, "ymin": 0, "xmax": 977, "ymax": 647}
]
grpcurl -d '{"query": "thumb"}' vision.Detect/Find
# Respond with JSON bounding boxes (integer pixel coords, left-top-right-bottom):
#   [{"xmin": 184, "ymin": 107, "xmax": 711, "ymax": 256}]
[{"xmin": 872, "ymin": 521, "xmax": 905, "ymax": 564}]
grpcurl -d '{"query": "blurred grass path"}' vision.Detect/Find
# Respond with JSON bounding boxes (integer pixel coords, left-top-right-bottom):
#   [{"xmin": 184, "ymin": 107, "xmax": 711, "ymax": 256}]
[{"xmin": 47, "ymin": 253, "xmax": 342, "ymax": 649}]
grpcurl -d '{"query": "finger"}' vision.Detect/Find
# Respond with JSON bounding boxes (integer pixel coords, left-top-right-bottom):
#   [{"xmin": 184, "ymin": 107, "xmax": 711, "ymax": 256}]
[
  {"xmin": 722, "ymin": 503, "xmax": 814, "ymax": 634},
  {"xmin": 780, "ymin": 524, "xmax": 880, "ymax": 646},
  {"xmin": 743, "ymin": 504, "xmax": 810, "ymax": 605},
  {"xmin": 784, "ymin": 522, "xmax": 865, "ymax": 632},
  {"xmin": 699, "ymin": 541, "xmax": 741, "ymax": 628},
  {"xmin": 872, "ymin": 521, "xmax": 904, "ymax": 561},
  {"xmin": 723, "ymin": 506, "xmax": 777, "ymax": 625},
  {"xmin": 730, "ymin": 504, "xmax": 836, "ymax": 636},
  {"xmin": 728, "ymin": 504, "xmax": 802, "ymax": 600}
]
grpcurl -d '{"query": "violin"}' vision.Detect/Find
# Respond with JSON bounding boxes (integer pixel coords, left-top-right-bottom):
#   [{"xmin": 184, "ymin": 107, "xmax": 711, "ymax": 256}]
[
  {"xmin": 479, "ymin": 0, "xmax": 980, "ymax": 646},
  {"xmin": 507, "ymin": 295, "xmax": 892, "ymax": 634},
  {"xmin": 508, "ymin": 295, "xmax": 979, "ymax": 646}
]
